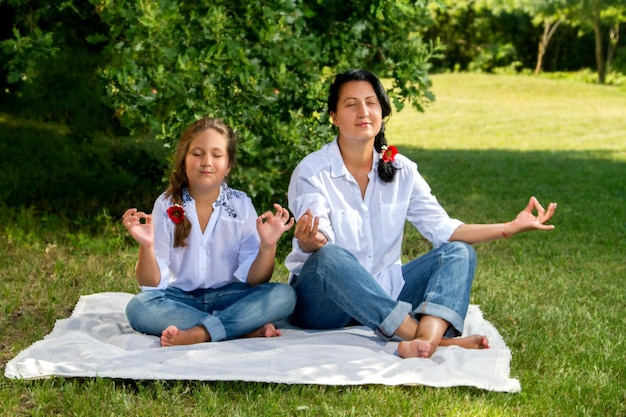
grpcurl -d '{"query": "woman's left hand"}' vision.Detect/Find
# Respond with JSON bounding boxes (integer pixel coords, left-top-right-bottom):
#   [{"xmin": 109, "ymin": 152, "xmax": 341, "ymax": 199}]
[
  {"xmin": 510, "ymin": 196, "xmax": 557, "ymax": 233},
  {"xmin": 256, "ymin": 204, "xmax": 295, "ymax": 248}
]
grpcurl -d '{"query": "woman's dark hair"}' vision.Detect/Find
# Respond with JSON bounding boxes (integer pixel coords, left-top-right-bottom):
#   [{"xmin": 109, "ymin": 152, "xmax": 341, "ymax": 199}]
[
  {"xmin": 165, "ymin": 117, "xmax": 237, "ymax": 247},
  {"xmin": 328, "ymin": 69, "xmax": 398, "ymax": 182}
]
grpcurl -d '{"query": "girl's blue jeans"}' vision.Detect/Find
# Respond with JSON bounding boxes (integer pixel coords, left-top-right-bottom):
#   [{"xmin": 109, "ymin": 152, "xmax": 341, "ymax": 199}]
[
  {"xmin": 289, "ymin": 242, "xmax": 476, "ymax": 340},
  {"xmin": 125, "ymin": 282, "xmax": 296, "ymax": 342}
]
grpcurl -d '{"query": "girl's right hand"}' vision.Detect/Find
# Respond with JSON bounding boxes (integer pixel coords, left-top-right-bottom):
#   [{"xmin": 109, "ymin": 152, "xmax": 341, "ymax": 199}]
[{"xmin": 122, "ymin": 208, "xmax": 154, "ymax": 248}]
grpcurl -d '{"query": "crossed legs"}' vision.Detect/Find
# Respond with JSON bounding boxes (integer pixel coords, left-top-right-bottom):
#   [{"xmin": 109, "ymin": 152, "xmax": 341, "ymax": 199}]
[{"xmin": 290, "ymin": 243, "xmax": 489, "ymax": 359}]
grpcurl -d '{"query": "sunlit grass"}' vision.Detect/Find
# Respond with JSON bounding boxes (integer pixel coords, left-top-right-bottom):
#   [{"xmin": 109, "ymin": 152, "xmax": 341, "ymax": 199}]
[{"xmin": 389, "ymin": 73, "xmax": 626, "ymax": 157}]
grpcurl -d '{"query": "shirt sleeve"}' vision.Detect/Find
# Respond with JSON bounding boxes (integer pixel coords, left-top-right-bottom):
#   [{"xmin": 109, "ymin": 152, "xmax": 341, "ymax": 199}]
[
  {"xmin": 233, "ymin": 197, "xmax": 261, "ymax": 283},
  {"xmin": 285, "ymin": 160, "xmax": 337, "ymax": 275},
  {"xmin": 288, "ymin": 162, "xmax": 335, "ymax": 243},
  {"xmin": 141, "ymin": 194, "xmax": 172, "ymax": 291},
  {"xmin": 404, "ymin": 158, "xmax": 463, "ymax": 247},
  {"xmin": 287, "ymin": 161, "xmax": 335, "ymax": 240}
]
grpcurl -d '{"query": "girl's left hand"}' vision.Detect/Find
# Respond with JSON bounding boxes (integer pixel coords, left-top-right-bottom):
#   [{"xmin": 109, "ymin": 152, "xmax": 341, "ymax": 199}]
[{"xmin": 256, "ymin": 204, "xmax": 295, "ymax": 247}]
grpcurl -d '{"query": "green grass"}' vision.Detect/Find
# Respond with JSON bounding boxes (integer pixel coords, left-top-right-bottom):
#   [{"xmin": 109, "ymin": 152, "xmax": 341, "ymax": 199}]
[{"xmin": 1, "ymin": 73, "xmax": 625, "ymax": 416}]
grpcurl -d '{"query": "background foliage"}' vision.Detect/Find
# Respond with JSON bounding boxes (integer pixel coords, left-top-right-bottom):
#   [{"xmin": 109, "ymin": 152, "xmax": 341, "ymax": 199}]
[
  {"xmin": 1, "ymin": 0, "xmax": 623, "ymax": 218},
  {"xmin": 1, "ymin": 0, "xmax": 440, "ymax": 216}
]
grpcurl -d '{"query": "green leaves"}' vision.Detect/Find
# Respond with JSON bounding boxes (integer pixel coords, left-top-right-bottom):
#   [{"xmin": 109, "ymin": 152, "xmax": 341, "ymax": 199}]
[
  {"xmin": 2, "ymin": 27, "xmax": 58, "ymax": 83},
  {"xmin": 2, "ymin": 0, "xmax": 438, "ymax": 211}
]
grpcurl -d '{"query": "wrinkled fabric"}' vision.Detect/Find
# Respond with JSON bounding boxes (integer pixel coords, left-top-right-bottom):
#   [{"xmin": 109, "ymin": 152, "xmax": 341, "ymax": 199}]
[{"xmin": 6, "ymin": 292, "xmax": 520, "ymax": 392}]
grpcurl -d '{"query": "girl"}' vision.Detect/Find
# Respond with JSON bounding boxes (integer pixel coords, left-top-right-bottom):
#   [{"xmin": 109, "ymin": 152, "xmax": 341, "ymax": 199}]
[
  {"xmin": 286, "ymin": 69, "xmax": 557, "ymax": 358},
  {"xmin": 122, "ymin": 117, "xmax": 296, "ymax": 346}
]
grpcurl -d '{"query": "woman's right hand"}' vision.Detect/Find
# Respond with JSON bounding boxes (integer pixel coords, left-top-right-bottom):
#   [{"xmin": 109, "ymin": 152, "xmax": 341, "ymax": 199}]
[
  {"xmin": 122, "ymin": 208, "xmax": 154, "ymax": 248},
  {"xmin": 294, "ymin": 209, "xmax": 328, "ymax": 252}
]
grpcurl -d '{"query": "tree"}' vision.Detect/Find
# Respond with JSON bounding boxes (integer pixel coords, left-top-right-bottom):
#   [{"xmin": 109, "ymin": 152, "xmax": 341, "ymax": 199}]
[
  {"xmin": 574, "ymin": 0, "xmax": 626, "ymax": 83},
  {"xmin": 480, "ymin": 0, "xmax": 571, "ymax": 74},
  {"xmin": 2, "ymin": 0, "xmax": 441, "ymax": 212},
  {"xmin": 603, "ymin": 5, "xmax": 625, "ymax": 72},
  {"xmin": 0, "ymin": 0, "xmax": 114, "ymax": 138},
  {"xmin": 484, "ymin": 0, "xmax": 626, "ymax": 82},
  {"xmin": 89, "ymin": 0, "xmax": 442, "ymax": 208}
]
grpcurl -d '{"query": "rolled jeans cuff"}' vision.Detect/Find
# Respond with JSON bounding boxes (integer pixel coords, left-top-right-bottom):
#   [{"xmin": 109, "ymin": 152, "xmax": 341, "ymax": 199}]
[
  {"xmin": 202, "ymin": 315, "xmax": 227, "ymax": 342},
  {"xmin": 416, "ymin": 302, "xmax": 465, "ymax": 337},
  {"xmin": 375, "ymin": 300, "xmax": 412, "ymax": 341}
]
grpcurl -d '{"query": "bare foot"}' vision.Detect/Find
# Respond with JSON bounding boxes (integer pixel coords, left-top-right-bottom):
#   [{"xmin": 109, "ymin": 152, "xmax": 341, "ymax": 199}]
[
  {"xmin": 160, "ymin": 325, "xmax": 210, "ymax": 347},
  {"xmin": 244, "ymin": 323, "xmax": 282, "ymax": 338},
  {"xmin": 397, "ymin": 335, "xmax": 489, "ymax": 359},
  {"xmin": 397, "ymin": 339, "xmax": 434, "ymax": 359},
  {"xmin": 439, "ymin": 334, "xmax": 490, "ymax": 349}
]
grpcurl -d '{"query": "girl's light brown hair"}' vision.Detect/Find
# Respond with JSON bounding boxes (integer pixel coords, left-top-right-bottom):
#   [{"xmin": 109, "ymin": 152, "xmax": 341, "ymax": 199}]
[{"xmin": 164, "ymin": 117, "xmax": 237, "ymax": 247}]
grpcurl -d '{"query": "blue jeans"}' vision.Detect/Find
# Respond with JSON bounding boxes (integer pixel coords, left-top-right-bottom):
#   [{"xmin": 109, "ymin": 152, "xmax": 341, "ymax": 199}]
[
  {"xmin": 126, "ymin": 282, "xmax": 296, "ymax": 342},
  {"xmin": 290, "ymin": 242, "xmax": 476, "ymax": 339}
]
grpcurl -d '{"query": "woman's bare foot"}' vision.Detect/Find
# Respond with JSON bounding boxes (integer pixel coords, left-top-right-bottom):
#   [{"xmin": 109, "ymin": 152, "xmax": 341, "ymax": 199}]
[
  {"xmin": 160, "ymin": 325, "xmax": 210, "ymax": 347},
  {"xmin": 397, "ymin": 335, "xmax": 489, "ymax": 359},
  {"xmin": 397, "ymin": 339, "xmax": 434, "ymax": 359},
  {"xmin": 439, "ymin": 334, "xmax": 490, "ymax": 349},
  {"xmin": 244, "ymin": 323, "xmax": 282, "ymax": 338}
]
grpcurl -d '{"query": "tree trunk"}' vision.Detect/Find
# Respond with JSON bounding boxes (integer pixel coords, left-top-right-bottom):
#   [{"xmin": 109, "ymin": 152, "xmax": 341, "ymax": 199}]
[
  {"xmin": 606, "ymin": 23, "xmax": 620, "ymax": 73},
  {"xmin": 592, "ymin": 3, "xmax": 605, "ymax": 84},
  {"xmin": 534, "ymin": 39, "xmax": 545, "ymax": 74},
  {"xmin": 534, "ymin": 19, "xmax": 561, "ymax": 75}
]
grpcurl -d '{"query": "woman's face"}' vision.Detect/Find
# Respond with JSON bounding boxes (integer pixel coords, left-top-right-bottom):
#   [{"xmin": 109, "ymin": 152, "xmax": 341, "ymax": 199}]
[
  {"xmin": 330, "ymin": 80, "xmax": 383, "ymax": 145},
  {"xmin": 184, "ymin": 128, "xmax": 231, "ymax": 194}
]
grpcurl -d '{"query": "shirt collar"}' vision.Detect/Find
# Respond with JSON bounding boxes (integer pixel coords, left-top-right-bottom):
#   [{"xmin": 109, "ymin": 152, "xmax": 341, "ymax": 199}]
[
  {"xmin": 328, "ymin": 138, "xmax": 378, "ymax": 178},
  {"xmin": 181, "ymin": 183, "xmax": 227, "ymax": 208},
  {"xmin": 214, "ymin": 182, "xmax": 228, "ymax": 207}
]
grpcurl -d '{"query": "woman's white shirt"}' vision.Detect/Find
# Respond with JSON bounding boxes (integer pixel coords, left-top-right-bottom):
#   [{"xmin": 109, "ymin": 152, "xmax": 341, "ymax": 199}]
[
  {"xmin": 285, "ymin": 139, "xmax": 463, "ymax": 299},
  {"xmin": 143, "ymin": 184, "xmax": 260, "ymax": 291}
]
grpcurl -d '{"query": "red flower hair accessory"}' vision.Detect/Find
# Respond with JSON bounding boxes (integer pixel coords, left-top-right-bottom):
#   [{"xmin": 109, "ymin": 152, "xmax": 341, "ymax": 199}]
[
  {"xmin": 381, "ymin": 145, "xmax": 398, "ymax": 163},
  {"xmin": 167, "ymin": 204, "xmax": 185, "ymax": 225}
]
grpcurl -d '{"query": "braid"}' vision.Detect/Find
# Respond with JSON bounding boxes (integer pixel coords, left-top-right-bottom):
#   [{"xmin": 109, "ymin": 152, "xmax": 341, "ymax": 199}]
[
  {"xmin": 164, "ymin": 187, "xmax": 192, "ymax": 248},
  {"xmin": 374, "ymin": 123, "xmax": 398, "ymax": 183}
]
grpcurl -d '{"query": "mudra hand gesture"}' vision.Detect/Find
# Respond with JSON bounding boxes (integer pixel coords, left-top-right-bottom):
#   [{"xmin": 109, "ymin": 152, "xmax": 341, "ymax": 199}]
[
  {"xmin": 508, "ymin": 196, "xmax": 557, "ymax": 235},
  {"xmin": 122, "ymin": 208, "xmax": 154, "ymax": 248},
  {"xmin": 294, "ymin": 208, "xmax": 328, "ymax": 253},
  {"xmin": 256, "ymin": 204, "xmax": 295, "ymax": 248}
]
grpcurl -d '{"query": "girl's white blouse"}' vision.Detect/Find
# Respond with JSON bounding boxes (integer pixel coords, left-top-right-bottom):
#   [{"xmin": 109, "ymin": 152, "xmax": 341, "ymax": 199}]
[{"xmin": 143, "ymin": 184, "xmax": 260, "ymax": 292}]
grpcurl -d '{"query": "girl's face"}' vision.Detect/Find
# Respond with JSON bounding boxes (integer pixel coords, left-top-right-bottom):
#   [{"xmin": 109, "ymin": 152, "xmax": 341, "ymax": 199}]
[
  {"xmin": 184, "ymin": 128, "xmax": 231, "ymax": 195},
  {"xmin": 330, "ymin": 80, "xmax": 383, "ymax": 145}
]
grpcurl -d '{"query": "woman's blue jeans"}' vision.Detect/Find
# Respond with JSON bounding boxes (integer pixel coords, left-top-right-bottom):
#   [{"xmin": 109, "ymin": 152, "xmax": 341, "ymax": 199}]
[
  {"xmin": 289, "ymin": 242, "xmax": 476, "ymax": 339},
  {"xmin": 125, "ymin": 282, "xmax": 296, "ymax": 342}
]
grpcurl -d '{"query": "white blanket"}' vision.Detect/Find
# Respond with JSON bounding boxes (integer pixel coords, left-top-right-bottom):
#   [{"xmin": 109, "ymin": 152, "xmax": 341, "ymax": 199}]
[{"xmin": 5, "ymin": 292, "xmax": 520, "ymax": 392}]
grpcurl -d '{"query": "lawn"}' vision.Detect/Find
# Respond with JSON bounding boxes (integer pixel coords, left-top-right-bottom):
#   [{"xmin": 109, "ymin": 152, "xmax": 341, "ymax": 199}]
[{"xmin": 1, "ymin": 73, "xmax": 624, "ymax": 416}]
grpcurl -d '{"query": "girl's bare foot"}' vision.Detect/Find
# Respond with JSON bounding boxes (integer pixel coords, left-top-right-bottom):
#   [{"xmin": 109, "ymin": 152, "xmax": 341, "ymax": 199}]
[
  {"xmin": 160, "ymin": 325, "xmax": 210, "ymax": 347},
  {"xmin": 244, "ymin": 323, "xmax": 282, "ymax": 338},
  {"xmin": 439, "ymin": 334, "xmax": 490, "ymax": 349},
  {"xmin": 160, "ymin": 323, "xmax": 281, "ymax": 346},
  {"xmin": 397, "ymin": 339, "xmax": 434, "ymax": 359}
]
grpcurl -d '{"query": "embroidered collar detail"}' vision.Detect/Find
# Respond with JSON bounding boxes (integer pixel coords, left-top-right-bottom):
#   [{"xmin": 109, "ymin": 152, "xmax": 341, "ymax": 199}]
[{"xmin": 214, "ymin": 183, "xmax": 242, "ymax": 218}]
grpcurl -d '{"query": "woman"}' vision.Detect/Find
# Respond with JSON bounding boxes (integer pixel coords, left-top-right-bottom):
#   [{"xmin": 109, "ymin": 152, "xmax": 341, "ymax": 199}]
[
  {"xmin": 285, "ymin": 69, "xmax": 557, "ymax": 358},
  {"xmin": 122, "ymin": 117, "xmax": 296, "ymax": 346}
]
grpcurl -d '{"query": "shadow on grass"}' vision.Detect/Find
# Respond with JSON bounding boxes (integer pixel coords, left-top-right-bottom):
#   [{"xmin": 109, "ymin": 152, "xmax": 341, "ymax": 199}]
[
  {"xmin": 2, "ymin": 112, "xmax": 623, "ymax": 238},
  {"xmin": 398, "ymin": 146, "xmax": 625, "ymax": 241},
  {"xmin": 0, "ymin": 117, "xmax": 167, "ymax": 224}
]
